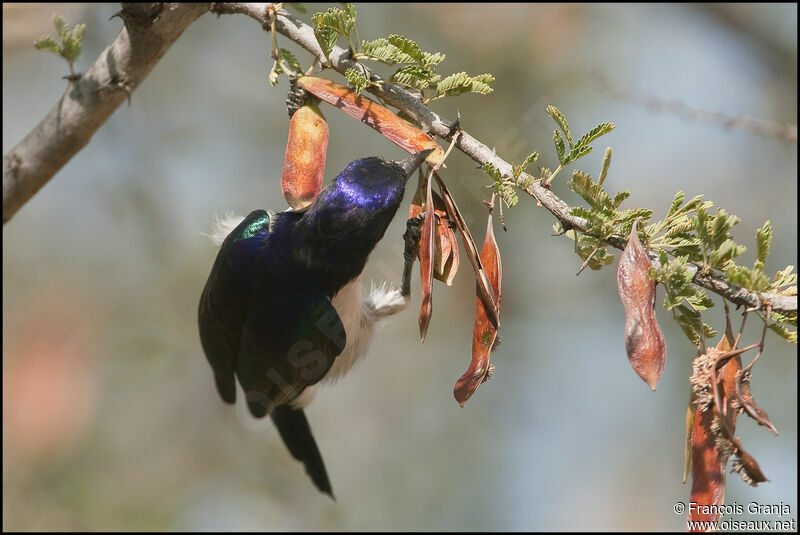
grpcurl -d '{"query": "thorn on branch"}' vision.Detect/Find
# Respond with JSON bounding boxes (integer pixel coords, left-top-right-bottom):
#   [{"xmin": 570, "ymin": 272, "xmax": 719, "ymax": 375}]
[{"xmin": 119, "ymin": 3, "xmax": 165, "ymax": 28}]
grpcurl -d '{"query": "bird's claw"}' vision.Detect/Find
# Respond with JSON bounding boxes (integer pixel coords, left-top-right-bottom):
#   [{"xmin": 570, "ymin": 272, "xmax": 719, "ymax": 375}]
[{"xmin": 401, "ymin": 214, "xmax": 426, "ymax": 296}]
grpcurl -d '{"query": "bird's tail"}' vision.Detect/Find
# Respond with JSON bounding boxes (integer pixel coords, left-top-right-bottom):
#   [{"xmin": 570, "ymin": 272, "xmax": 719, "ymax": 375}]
[{"xmin": 270, "ymin": 405, "xmax": 334, "ymax": 499}]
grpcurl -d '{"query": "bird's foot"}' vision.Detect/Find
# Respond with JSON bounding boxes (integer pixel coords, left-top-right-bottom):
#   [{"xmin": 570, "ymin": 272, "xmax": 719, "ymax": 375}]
[{"xmin": 401, "ymin": 214, "xmax": 426, "ymax": 296}]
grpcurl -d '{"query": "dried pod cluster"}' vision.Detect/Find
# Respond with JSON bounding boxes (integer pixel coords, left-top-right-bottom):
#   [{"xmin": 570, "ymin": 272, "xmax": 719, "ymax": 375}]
[
  {"xmin": 281, "ymin": 100, "xmax": 329, "ymax": 210},
  {"xmin": 687, "ymin": 333, "xmax": 739, "ymax": 525},
  {"xmin": 686, "ymin": 324, "xmax": 773, "ymax": 528},
  {"xmin": 617, "ymin": 221, "xmax": 666, "ymax": 390}
]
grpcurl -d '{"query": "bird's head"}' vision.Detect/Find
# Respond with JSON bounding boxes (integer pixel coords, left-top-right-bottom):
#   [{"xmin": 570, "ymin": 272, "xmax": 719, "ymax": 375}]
[{"xmin": 300, "ymin": 150, "xmax": 432, "ymax": 252}]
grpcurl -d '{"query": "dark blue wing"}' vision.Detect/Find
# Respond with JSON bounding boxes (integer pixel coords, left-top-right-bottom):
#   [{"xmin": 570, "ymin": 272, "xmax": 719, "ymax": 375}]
[
  {"xmin": 199, "ymin": 209, "xmax": 347, "ymax": 417},
  {"xmin": 198, "ymin": 210, "xmax": 272, "ymax": 404}
]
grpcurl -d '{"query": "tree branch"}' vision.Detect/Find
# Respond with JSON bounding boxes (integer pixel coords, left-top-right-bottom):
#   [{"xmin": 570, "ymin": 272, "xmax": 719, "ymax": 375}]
[
  {"xmin": 212, "ymin": 4, "xmax": 797, "ymax": 315},
  {"xmin": 6, "ymin": 3, "xmax": 794, "ymax": 316},
  {"xmin": 2, "ymin": 3, "xmax": 210, "ymax": 224}
]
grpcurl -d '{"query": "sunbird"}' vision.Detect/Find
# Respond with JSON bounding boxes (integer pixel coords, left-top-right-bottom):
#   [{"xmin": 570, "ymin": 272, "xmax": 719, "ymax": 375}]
[{"xmin": 198, "ymin": 149, "xmax": 432, "ymax": 497}]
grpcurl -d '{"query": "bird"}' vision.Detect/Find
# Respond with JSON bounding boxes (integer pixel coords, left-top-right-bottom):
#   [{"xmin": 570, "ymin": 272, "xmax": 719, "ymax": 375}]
[{"xmin": 198, "ymin": 149, "xmax": 433, "ymax": 498}]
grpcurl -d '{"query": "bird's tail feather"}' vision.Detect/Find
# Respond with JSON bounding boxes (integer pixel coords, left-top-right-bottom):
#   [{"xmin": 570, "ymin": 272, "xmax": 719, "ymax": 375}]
[{"xmin": 270, "ymin": 405, "xmax": 334, "ymax": 499}]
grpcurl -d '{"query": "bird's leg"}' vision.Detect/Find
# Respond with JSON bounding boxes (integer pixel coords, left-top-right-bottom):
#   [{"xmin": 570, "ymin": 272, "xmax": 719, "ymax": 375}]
[{"xmin": 402, "ymin": 213, "xmax": 426, "ymax": 297}]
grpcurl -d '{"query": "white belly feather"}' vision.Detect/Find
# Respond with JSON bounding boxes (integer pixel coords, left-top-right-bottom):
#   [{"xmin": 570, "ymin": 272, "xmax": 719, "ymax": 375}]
[{"xmin": 290, "ymin": 277, "xmax": 408, "ymax": 408}]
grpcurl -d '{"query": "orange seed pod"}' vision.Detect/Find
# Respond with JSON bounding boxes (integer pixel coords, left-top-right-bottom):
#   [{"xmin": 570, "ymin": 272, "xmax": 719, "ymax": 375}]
[{"xmin": 281, "ymin": 100, "xmax": 329, "ymax": 210}]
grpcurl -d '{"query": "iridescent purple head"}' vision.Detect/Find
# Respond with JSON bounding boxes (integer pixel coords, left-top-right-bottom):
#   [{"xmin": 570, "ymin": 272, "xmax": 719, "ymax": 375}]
[{"xmin": 301, "ymin": 150, "xmax": 432, "ymax": 253}]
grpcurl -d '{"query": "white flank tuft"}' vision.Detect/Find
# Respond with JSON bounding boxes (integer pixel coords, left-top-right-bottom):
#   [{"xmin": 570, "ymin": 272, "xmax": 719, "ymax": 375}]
[{"xmin": 364, "ymin": 280, "xmax": 408, "ymax": 320}]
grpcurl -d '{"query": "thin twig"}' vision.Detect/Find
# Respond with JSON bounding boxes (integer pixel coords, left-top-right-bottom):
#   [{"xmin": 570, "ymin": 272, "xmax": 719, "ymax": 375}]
[{"xmin": 593, "ymin": 71, "xmax": 797, "ymax": 142}]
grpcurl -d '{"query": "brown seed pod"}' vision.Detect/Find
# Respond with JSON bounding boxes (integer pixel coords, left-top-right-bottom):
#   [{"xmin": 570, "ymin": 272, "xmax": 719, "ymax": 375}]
[
  {"xmin": 281, "ymin": 100, "xmax": 328, "ymax": 210},
  {"xmin": 418, "ymin": 171, "xmax": 435, "ymax": 343},
  {"xmin": 454, "ymin": 211, "xmax": 501, "ymax": 407},
  {"xmin": 296, "ymin": 76, "xmax": 445, "ymax": 166},
  {"xmin": 617, "ymin": 220, "xmax": 666, "ymax": 390}
]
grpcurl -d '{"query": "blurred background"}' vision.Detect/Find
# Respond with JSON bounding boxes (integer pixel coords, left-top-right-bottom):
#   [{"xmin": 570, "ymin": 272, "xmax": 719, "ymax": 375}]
[{"xmin": 3, "ymin": 3, "xmax": 796, "ymax": 531}]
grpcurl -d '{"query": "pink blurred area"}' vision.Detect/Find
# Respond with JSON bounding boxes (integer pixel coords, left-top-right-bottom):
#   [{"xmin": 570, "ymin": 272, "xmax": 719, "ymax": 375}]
[{"xmin": 3, "ymin": 284, "xmax": 99, "ymax": 461}]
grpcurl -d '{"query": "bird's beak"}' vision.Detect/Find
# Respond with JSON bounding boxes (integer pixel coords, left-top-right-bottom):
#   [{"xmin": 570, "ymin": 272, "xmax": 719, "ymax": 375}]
[{"xmin": 394, "ymin": 149, "xmax": 435, "ymax": 181}]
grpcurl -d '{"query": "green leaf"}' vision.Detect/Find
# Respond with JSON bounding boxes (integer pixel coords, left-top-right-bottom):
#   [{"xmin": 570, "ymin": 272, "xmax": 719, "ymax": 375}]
[
  {"xmin": 663, "ymin": 219, "xmax": 694, "ymax": 239},
  {"xmin": 362, "ymin": 38, "xmax": 404, "ymax": 64},
  {"xmin": 53, "ymin": 13, "xmax": 68, "ymax": 42},
  {"xmin": 341, "ymin": 2, "xmax": 357, "ymax": 24},
  {"xmin": 33, "ymin": 35, "xmax": 60, "ymax": 54},
  {"xmin": 685, "ymin": 291, "xmax": 713, "ymax": 311},
  {"xmin": 391, "ymin": 65, "xmax": 438, "ymax": 90},
  {"xmin": 771, "ymin": 311, "xmax": 798, "ymax": 326},
  {"xmin": 574, "ymin": 122, "xmax": 615, "ymax": 149},
  {"xmin": 598, "ymin": 147, "xmax": 612, "ymax": 186},
  {"xmin": 674, "ymin": 304, "xmax": 716, "ymax": 345},
  {"xmin": 268, "ymin": 62, "xmax": 280, "ymax": 86},
  {"xmin": 769, "ymin": 323, "xmax": 797, "ymax": 343},
  {"xmin": 546, "ymin": 105, "xmax": 573, "ymax": 148},
  {"xmin": 616, "ymin": 208, "xmax": 653, "ymax": 225},
  {"xmin": 522, "ymin": 151, "xmax": 539, "ymax": 167},
  {"xmin": 771, "ymin": 265, "xmax": 797, "ymax": 289},
  {"xmin": 312, "ymin": 4, "xmax": 357, "ymax": 56},
  {"xmin": 345, "ymin": 67, "xmax": 369, "ymax": 96},
  {"xmin": 563, "ymin": 144, "xmax": 593, "ymax": 165},
  {"xmin": 710, "ymin": 208, "xmax": 739, "ymax": 249},
  {"xmin": 421, "ymin": 50, "xmax": 446, "ymax": 66},
  {"xmin": 481, "ymin": 162, "xmax": 503, "ymax": 182},
  {"xmin": 360, "ymin": 37, "xmax": 444, "ymax": 66},
  {"xmin": 494, "ymin": 181, "xmax": 519, "ymax": 207},
  {"xmin": 693, "ymin": 207, "xmax": 711, "ymax": 247},
  {"xmin": 709, "ymin": 238, "xmax": 746, "ymax": 270},
  {"xmin": 313, "ymin": 5, "xmax": 355, "ymax": 35},
  {"xmin": 726, "ymin": 265, "xmax": 753, "ymax": 288},
  {"xmin": 756, "ymin": 220, "xmax": 772, "ymax": 265},
  {"xmin": 435, "ymin": 71, "xmax": 494, "ymax": 98},
  {"xmin": 668, "ymin": 190, "xmax": 685, "ymax": 218},
  {"xmin": 277, "ymin": 48, "xmax": 301, "ymax": 72},
  {"xmin": 612, "ymin": 190, "xmax": 630, "ymax": 208},
  {"xmin": 34, "ymin": 13, "xmax": 86, "ymax": 73},
  {"xmin": 553, "ymin": 130, "xmax": 566, "ymax": 164},
  {"xmin": 61, "ymin": 23, "xmax": 85, "ymax": 63},
  {"xmin": 314, "ymin": 26, "xmax": 338, "ymax": 59},
  {"xmin": 388, "ymin": 34, "xmax": 424, "ymax": 64}
]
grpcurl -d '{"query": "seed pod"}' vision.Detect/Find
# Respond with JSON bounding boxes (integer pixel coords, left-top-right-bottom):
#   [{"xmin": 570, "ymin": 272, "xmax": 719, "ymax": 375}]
[
  {"xmin": 617, "ymin": 220, "xmax": 666, "ymax": 390},
  {"xmin": 296, "ymin": 76, "xmax": 445, "ymax": 166},
  {"xmin": 434, "ymin": 175, "xmax": 499, "ymax": 330},
  {"xmin": 418, "ymin": 171, "xmax": 435, "ymax": 343},
  {"xmin": 433, "ymin": 214, "xmax": 459, "ymax": 286},
  {"xmin": 281, "ymin": 100, "xmax": 328, "ymax": 210},
  {"xmin": 454, "ymin": 211, "xmax": 501, "ymax": 407}
]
